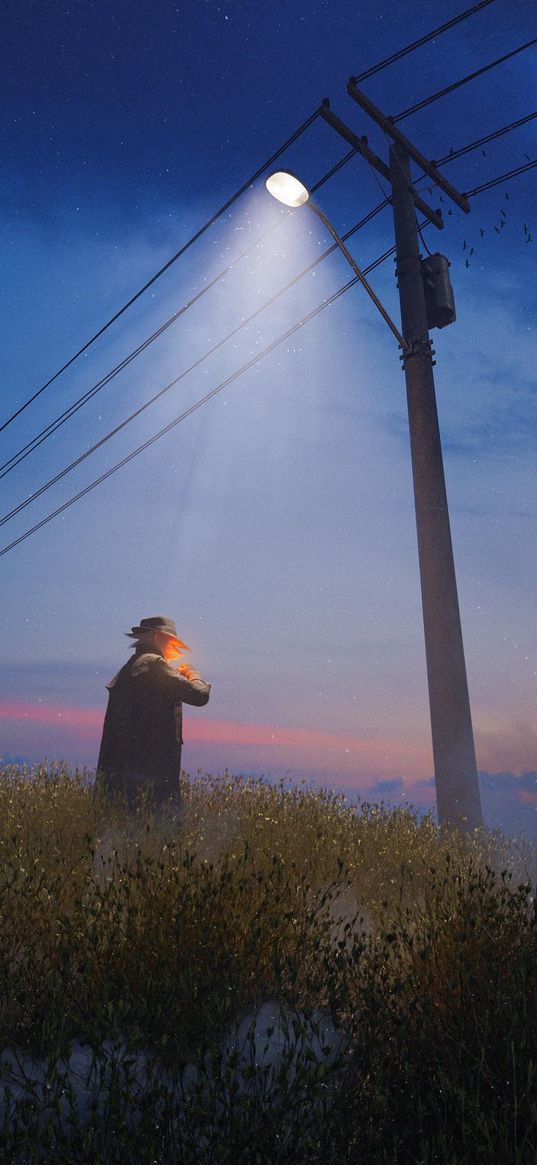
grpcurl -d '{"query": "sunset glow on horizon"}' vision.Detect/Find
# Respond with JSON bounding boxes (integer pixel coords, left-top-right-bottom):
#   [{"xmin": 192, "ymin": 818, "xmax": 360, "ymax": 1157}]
[{"xmin": 0, "ymin": 699, "xmax": 432, "ymax": 779}]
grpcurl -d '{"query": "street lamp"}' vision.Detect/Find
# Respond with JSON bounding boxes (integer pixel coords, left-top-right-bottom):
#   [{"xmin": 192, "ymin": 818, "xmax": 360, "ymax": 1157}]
[
  {"xmin": 266, "ymin": 165, "xmax": 483, "ymax": 831},
  {"xmin": 266, "ymin": 171, "xmax": 408, "ymax": 351}
]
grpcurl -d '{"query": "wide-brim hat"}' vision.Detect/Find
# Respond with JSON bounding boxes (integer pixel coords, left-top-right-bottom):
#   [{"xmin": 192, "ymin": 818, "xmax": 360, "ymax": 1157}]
[{"xmin": 126, "ymin": 616, "xmax": 190, "ymax": 649}]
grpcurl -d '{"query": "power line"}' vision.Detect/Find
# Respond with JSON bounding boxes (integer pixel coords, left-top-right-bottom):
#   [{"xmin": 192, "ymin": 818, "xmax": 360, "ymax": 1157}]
[
  {"xmin": 354, "ymin": 0, "xmax": 496, "ymax": 83},
  {"xmin": 0, "ymin": 268, "xmax": 232, "ymax": 479},
  {"xmin": 0, "ymin": 107, "xmax": 322, "ymax": 435},
  {"xmin": 310, "ymin": 103, "xmax": 536, "ymax": 224},
  {"xmin": 0, "ymin": 148, "xmax": 384, "ymax": 481},
  {"xmin": 313, "ymin": 111, "xmax": 537, "ymax": 206},
  {"xmin": 465, "ymin": 156, "xmax": 537, "ymax": 197},
  {"xmin": 417, "ymin": 219, "xmax": 434, "ymax": 258},
  {"xmin": 0, "ymin": 274, "xmax": 362, "ymax": 559},
  {"xmin": 0, "ymin": 187, "xmax": 389, "ymax": 482},
  {"xmin": 0, "ymin": 227, "xmax": 281, "ymax": 480},
  {"xmin": 393, "ymin": 37, "xmax": 537, "ymax": 123},
  {"xmin": 0, "ymin": 200, "xmax": 391, "ymax": 527},
  {"xmin": 0, "ymin": 236, "xmax": 403, "ymax": 558},
  {"xmin": 432, "ymin": 111, "xmax": 537, "ymax": 167},
  {"xmin": 310, "ymin": 104, "xmax": 536, "ymax": 206},
  {"xmin": 311, "ymin": 149, "xmax": 357, "ymax": 192}
]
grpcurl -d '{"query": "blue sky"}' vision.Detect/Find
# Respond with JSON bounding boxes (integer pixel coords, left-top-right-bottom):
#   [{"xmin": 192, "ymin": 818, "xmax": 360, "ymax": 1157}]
[{"xmin": 1, "ymin": 0, "xmax": 536, "ymax": 833}]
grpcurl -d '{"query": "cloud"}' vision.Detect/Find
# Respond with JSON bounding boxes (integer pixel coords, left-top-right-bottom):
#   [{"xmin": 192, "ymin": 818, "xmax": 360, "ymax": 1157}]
[
  {"xmin": 479, "ymin": 771, "xmax": 537, "ymax": 793},
  {"xmin": 478, "ymin": 770, "xmax": 537, "ymax": 839},
  {"xmin": 0, "ymin": 699, "xmax": 431, "ymax": 785},
  {"xmin": 338, "ymin": 770, "xmax": 537, "ymax": 838},
  {"xmin": 365, "ymin": 776, "xmax": 405, "ymax": 795},
  {"xmin": 0, "ymin": 702, "xmax": 102, "ymax": 738},
  {"xmin": 476, "ymin": 721, "xmax": 537, "ymax": 775}
]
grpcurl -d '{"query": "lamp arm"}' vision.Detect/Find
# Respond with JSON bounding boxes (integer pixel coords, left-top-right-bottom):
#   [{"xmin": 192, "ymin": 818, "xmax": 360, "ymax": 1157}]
[{"xmin": 307, "ymin": 201, "xmax": 409, "ymax": 353}]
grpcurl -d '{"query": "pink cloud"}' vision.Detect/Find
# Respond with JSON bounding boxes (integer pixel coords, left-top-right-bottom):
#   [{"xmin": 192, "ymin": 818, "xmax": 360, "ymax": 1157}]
[
  {"xmin": 0, "ymin": 701, "xmax": 103, "ymax": 737},
  {"xmin": 4, "ymin": 701, "xmax": 535, "ymax": 798},
  {"xmin": 0, "ymin": 699, "xmax": 431, "ymax": 781}
]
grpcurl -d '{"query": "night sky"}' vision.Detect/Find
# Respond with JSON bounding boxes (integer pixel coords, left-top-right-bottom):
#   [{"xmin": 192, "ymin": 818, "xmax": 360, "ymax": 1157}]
[{"xmin": 1, "ymin": 0, "xmax": 536, "ymax": 834}]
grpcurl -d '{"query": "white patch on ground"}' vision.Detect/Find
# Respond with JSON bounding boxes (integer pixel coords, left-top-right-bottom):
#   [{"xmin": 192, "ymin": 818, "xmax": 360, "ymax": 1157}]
[{"xmin": 0, "ymin": 1000, "xmax": 349, "ymax": 1136}]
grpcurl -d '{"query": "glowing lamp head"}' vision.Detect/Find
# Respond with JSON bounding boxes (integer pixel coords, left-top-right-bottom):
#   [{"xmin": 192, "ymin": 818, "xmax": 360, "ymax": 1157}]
[{"xmin": 265, "ymin": 171, "xmax": 310, "ymax": 208}]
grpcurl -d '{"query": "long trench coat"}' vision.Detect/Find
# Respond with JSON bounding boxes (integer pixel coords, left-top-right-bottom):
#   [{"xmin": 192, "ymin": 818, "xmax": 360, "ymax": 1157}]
[{"xmin": 97, "ymin": 648, "xmax": 210, "ymax": 809}]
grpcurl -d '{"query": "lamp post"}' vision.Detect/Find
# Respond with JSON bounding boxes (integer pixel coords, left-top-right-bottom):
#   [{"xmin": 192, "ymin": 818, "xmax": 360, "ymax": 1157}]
[
  {"xmin": 265, "ymin": 171, "xmax": 408, "ymax": 351},
  {"xmin": 266, "ymin": 168, "xmax": 483, "ymax": 831}
]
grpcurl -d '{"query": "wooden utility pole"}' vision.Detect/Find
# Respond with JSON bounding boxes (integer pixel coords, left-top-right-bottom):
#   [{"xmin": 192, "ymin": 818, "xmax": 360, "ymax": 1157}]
[
  {"xmin": 316, "ymin": 83, "xmax": 483, "ymax": 830},
  {"xmin": 389, "ymin": 143, "xmax": 483, "ymax": 829}
]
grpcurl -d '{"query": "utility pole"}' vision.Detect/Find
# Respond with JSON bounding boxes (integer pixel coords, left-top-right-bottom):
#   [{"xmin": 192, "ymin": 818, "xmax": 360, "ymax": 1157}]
[
  {"xmin": 316, "ymin": 84, "xmax": 484, "ymax": 830},
  {"xmin": 389, "ymin": 143, "xmax": 483, "ymax": 830}
]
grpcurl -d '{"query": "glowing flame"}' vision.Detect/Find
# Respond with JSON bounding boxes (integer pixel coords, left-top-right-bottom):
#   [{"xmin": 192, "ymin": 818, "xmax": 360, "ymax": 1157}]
[{"xmin": 162, "ymin": 636, "xmax": 190, "ymax": 663}]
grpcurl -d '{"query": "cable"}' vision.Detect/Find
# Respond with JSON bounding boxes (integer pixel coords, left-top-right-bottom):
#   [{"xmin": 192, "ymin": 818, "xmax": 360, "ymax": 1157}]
[
  {"xmin": 313, "ymin": 111, "xmax": 537, "ymax": 211},
  {"xmin": 0, "ymin": 233, "xmax": 407, "ymax": 558},
  {"xmin": 432, "ymin": 111, "xmax": 537, "ymax": 167},
  {"xmin": 0, "ymin": 226, "xmax": 282, "ymax": 480},
  {"xmin": 311, "ymin": 149, "xmax": 358, "ymax": 193},
  {"xmin": 0, "ymin": 1, "xmax": 512, "ymax": 443},
  {"xmin": 0, "ymin": 267, "xmax": 234, "ymax": 479},
  {"xmin": 0, "ymin": 107, "xmax": 322, "ymax": 435},
  {"xmin": 364, "ymin": 149, "xmax": 392, "ymax": 203},
  {"xmin": 0, "ymin": 275, "xmax": 361, "ymax": 559},
  {"xmin": 0, "ymin": 199, "xmax": 391, "ymax": 527},
  {"xmin": 417, "ymin": 220, "xmax": 434, "ymax": 257},
  {"xmin": 0, "ymin": 150, "xmax": 386, "ymax": 481},
  {"xmin": 1, "ymin": 181, "xmax": 389, "ymax": 482},
  {"xmin": 465, "ymin": 157, "xmax": 537, "ymax": 197},
  {"xmin": 393, "ymin": 38, "xmax": 537, "ymax": 123},
  {"xmin": 312, "ymin": 47, "xmax": 529, "ymax": 210},
  {"xmin": 354, "ymin": 0, "xmax": 496, "ymax": 83}
]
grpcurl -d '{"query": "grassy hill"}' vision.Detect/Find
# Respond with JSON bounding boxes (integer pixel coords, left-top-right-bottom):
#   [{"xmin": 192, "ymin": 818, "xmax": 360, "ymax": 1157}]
[{"xmin": 1, "ymin": 764, "xmax": 536, "ymax": 1163}]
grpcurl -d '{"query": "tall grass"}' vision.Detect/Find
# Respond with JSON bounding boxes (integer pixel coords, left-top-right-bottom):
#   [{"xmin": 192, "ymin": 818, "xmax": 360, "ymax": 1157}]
[{"xmin": 0, "ymin": 763, "xmax": 536, "ymax": 1162}]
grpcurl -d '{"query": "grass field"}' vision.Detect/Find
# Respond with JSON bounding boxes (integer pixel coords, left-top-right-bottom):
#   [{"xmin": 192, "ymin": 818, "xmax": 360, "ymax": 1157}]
[{"xmin": 1, "ymin": 764, "xmax": 536, "ymax": 1163}]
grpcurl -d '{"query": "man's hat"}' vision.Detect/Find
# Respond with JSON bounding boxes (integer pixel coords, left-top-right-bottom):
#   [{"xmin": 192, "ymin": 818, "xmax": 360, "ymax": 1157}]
[{"xmin": 127, "ymin": 616, "xmax": 190, "ymax": 649}]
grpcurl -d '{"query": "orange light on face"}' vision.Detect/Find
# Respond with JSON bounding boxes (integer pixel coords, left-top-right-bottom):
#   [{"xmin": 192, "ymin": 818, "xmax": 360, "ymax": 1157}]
[{"xmin": 163, "ymin": 637, "xmax": 190, "ymax": 662}]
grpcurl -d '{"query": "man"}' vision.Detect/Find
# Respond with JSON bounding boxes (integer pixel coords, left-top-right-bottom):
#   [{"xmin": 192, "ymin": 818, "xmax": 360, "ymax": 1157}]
[{"xmin": 97, "ymin": 615, "xmax": 211, "ymax": 813}]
